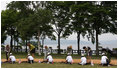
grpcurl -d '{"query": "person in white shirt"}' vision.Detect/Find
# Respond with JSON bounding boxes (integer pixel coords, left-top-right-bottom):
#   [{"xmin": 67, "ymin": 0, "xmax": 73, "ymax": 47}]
[
  {"xmin": 9, "ymin": 53, "xmax": 16, "ymax": 64},
  {"xmin": 66, "ymin": 53, "xmax": 73, "ymax": 64},
  {"xmin": 44, "ymin": 46, "xmax": 49, "ymax": 61},
  {"xmin": 47, "ymin": 53, "xmax": 53, "ymax": 64},
  {"xmin": 101, "ymin": 53, "xmax": 109, "ymax": 66},
  {"xmin": 27, "ymin": 54, "xmax": 34, "ymax": 64},
  {"xmin": 79, "ymin": 54, "xmax": 87, "ymax": 65}
]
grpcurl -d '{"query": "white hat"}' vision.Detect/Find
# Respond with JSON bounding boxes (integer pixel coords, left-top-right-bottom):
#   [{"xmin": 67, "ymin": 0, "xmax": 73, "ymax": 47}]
[
  {"xmin": 67, "ymin": 53, "xmax": 70, "ymax": 55},
  {"xmin": 10, "ymin": 53, "xmax": 12, "ymax": 55},
  {"xmin": 47, "ymin": 53, "xmax": 50, "ymax": 55},
  {"xmin": 102, "ymin": 53, "xmax": 105, "ymax": 55},
  {"xmin": 28, "ymin": 54, "xmax": 30, "ymax": 56},
  {"xmin": 81, "ymin": 54, "xmax": 84, "ymax": 56}
]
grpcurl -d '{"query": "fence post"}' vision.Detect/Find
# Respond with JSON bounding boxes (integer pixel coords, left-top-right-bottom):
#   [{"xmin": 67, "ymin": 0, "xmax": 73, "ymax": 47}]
[{"xmin": 72, "ymin": 49, "xmax": 73, "ymax": 55}]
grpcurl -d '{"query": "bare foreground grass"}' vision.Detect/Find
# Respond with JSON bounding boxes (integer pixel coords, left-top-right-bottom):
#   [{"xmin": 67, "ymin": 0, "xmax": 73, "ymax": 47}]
[{"xmin": 1, "ymin": 62, "xmax": 117, "ymax": 68}]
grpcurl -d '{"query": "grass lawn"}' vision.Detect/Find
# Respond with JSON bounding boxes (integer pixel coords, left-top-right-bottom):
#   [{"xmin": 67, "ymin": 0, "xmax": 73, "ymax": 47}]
[
  {"xmin": 1, "ymin": 52, "xmax": 117, "ymax": 68},
  {"xmin": 1, "ymin": 62, "xmax": 117, "ymax": 68},
  {"xmin": 1, "ymin": 52, "xmax": 117, "ymax": 59}
]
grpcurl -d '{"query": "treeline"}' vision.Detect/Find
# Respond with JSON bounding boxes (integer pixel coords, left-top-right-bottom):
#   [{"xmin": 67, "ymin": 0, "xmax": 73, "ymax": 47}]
[{"xmin": 1, "ymin": 1, "xmax": 117, "ymax": 55}]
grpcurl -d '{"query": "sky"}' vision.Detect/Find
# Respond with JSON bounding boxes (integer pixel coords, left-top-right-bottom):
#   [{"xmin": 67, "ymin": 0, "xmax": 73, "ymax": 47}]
[{"xmin": 1, "ymin": 0, "xmax": 117, "ymax": 46}]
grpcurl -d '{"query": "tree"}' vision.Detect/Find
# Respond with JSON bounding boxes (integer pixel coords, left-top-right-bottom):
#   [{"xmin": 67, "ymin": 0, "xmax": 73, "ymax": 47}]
[
  {"xmin": 101, "ymin": 1, "xmax": 117, "ymax": 34},
  {"xmin": 45, "ymin": 1, "xmax": 72, "ymax": 54},
  {"xmin": 7, "ymin": 1, "xmax": 34, "ymax": 53},
  {"xmin": 28, "ymin": 9, "xmax": 54, "ymax": 55},
  {"xmin": 63, "ymin": 2, "xmax": 93, "ymax": 54},
  {"xmin": 1, "ymin": 10, "xmax": 19, "ymax": 52},
  {"xmin": 88, "ymin": 1, "xmax": 117, "ymax": 55},
  {"xmin": 71, "ymin": 2, "xmax": 93, "ymax": 54},
  {"xmin": 1, "ymin": 18, "xmax": 7, "ymax": 44},
  {"xmin": 7, "ymin": 1, "xmax": 55, "ymax": 55}
]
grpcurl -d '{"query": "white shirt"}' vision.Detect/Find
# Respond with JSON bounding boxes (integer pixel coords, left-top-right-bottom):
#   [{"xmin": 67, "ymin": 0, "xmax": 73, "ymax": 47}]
[
  {"xmin": 28, "ymin": 56, "xmax": 34, "ymax": 60},
  {"xmin": 80, "ymin": 57, "xmax": 87, "ymax": 65},
  {"xmin": 47, "ymin": 55, "xmax": 53, "ymax": 62},
  {"xmin": 9, "ymin": 55, "xmax": 16, "ymax": 61},
  {"xmin": 101, "ymin": 56, "xmax": 108, "ymax": 64},
  {"xmin": 66, "ymin": 56, "xmax": 73, "ymax": 63}
]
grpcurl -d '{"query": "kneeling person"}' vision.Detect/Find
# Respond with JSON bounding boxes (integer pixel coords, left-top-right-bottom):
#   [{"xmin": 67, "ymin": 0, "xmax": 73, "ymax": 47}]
[
  {"xmin": 47, "ymin": 53, "xmax": 53, "ymax": 64},
  {"xmin": 101, "ymin": 53, "xmax": 110, "ymax": 66},
  {"xmin": 9, "ymin": 53, "xmax": 16, "ymax": 64},
  {"xmin": 79, "ymin": 54, "xmax": 87, "ymax": 65},
  {"xmin": 66, "ymin": 53, "xmax": 73, "ymax": 64},
  {"xmin": 27, "ymin": 54, "xmax": 34, "ymax": 64}
]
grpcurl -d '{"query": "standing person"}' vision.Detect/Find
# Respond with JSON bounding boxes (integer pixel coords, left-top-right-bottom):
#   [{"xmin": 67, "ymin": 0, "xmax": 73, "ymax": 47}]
[
  {"xmin": 67, "ymin": 45, "xmax": 72, "ymax": 54},
  {"xmin": 79, "ymin": 54, "xmax": 87, "ymax": 65},
  {"xmin": 88, "ymin": 47, "xmax": 92, "ymax": 63},
  {"xmin": 5, "ymin": 45, "xmax": 10, "ymax": 61},
  {"xmin": 83, "ymin": 46, "xmax": 88, "ymax": 56},
  {"xmin": 66, "ymin": 53, "xmax": 73, "ymax": 64},
  {"xmin": 44, "ymin": 46, "xmax": 49, "ymax": 61},
  {"xmin": 27, "ymin": 54, "xmax": 34, "ymax": 64},
  {"xmin": 9, "ymin": 53, "xmax": 16, "ymax": 64},
  {"xmin": 27, "ymin": 43, "xmax": 35, "ymax": 57},
  {"xmin": 47, "ymin": 53, "xmax": 53, "ymax": 64},
  {"xmin": 106, "ymin": 48, "xmax": 112, "ymax": 63},
  {"xmin": 101, "ymin": 53, "xmax": 110, "ymax": 66}
]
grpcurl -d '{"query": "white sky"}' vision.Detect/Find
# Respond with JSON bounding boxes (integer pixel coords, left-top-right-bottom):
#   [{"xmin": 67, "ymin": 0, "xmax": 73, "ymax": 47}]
[{"xmin": 1, "ymin": 0, "xmax": 117, "ymax": 42}]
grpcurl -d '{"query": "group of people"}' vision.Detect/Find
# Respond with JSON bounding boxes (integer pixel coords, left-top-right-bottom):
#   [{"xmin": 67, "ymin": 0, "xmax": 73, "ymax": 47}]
[
  {"xmin": 4, "ymin": 43, "xmax": 36, "ymax": 64},
  {"xmin": 4, "ymin": 44, "xmax": 110, "ymax": 66},
  {"xmin": 82, "ymin": 46, "xmax": 110, "ymax": 66},
  {"xmin": 65, "ymin": 53, "xmax": 87, "ymax": 65}
]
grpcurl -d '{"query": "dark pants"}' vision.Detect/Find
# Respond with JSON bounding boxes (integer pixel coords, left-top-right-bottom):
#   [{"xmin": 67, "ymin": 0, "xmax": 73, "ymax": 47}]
[
  {"xmin": 66, "ymin": 62, "xmax": 72, "ymax": 64},
  {"xmin": 6, "ymin": 52, "xmax": 9, "ymax": 61},
  {"xmin": 102, "ymin": 59, "xmax": 110, "ymax": 66},
  {"xmin": 30, "ymin": 48, "xmax": 35, "ymax": 53},
  {"xmin": 9, "ymin": 59, "xmax": 15, "ymax": 64},
  {"xmin": 28, "ymin": 60, "xmax": 34, "ymax": 64}
]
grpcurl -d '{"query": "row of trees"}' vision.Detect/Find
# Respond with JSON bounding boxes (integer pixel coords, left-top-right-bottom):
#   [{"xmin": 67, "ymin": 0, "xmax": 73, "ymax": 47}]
[{"xmin": 1, "ymin": 1, "xmax": 117, "ymax": 55}]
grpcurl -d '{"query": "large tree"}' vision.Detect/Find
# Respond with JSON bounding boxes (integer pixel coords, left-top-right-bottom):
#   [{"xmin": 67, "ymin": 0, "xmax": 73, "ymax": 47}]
[
  {"xmin": 7, "ymin": 1, "xmax": 55, "ymax": 55},
  {"xmin": 45, "ymin": 1, "xmax": 73, "ymax": 54},
  {"xmin": 70, "ymin": 2, "xmax": 93, "ymax": 54},
  {"xmin": 7, "ymin": 1, "xmax": 34, "ymax": 52},
  {"xmin": 63, "ymin": 2, "xmax": 94, "ymax": 54},
  {"xmin": 1, "ymin": 10, "xmax": 19, "ymax": 52},
  {"xmin": 88, "ymin": 1, "xmax": 117, "ymax": 55}
]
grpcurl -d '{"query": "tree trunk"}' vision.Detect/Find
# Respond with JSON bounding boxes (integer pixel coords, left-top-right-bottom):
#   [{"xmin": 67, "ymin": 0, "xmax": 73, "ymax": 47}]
[
  {"xmin": 17, "ymin": 31, "xmax": 19, "ymax": 52},
  {"xmin": 42, "ymin": 38, "xmax": 44, "ymax": 53},
  {"xmin": 10, "ymin": 35, "xmax": 13, "ymax": 52},
  {"xmin": 96, "ymin": 31, "xmax": 99, "ymax": 55},
  {"xmin": 58, "ymin": 34, "xmax": 61, "ymax": 54},
  {"xmin": 38, "ymin": 30, "xmax": 41, "ymax": 55},
  {"xmin": 14, "ymin": 37, "xmax": 15, "ymax": 52},
  {"xmin": 25, "ymin": 39, "xmax": 27, "ymax": 53},
  {"xmin": 77, "ymin": 31, "xmax": 81, "ymax": 55},
  {"xmin": 14, "ymin": 38, "xmax": 15, "ymax": 46},
  {"xmin": 17, "ymin": 40, "xmax": 18, "ymax": 52}
]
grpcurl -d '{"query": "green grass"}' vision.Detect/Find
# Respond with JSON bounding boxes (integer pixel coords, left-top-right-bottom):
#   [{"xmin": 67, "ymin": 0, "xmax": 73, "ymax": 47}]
[
  {"xmin": 1, "ymin": 62, "xmax": 117, "ymax": 68},
  {"xmin": 1, "ymin": 52, "xmax": 117, "ymax": 68},
  {"xmin": 1, "ymin": 52, "xmax": 117, "ymax": 59}
]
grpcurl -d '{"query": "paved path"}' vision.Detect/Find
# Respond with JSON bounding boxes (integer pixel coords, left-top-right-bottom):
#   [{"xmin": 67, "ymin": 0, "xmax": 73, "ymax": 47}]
[{"xmin": 2, "ymin": 59, "xmax": 117, "ymax": 65}]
